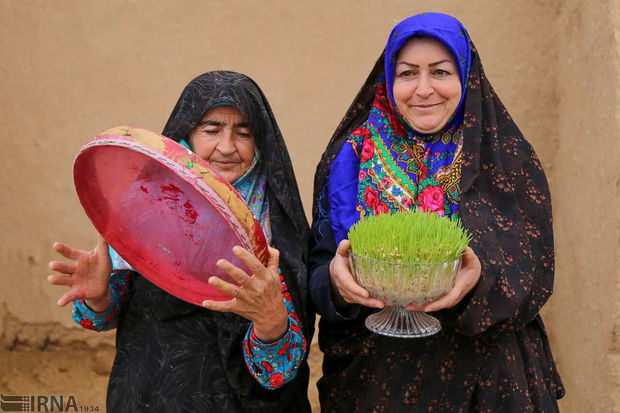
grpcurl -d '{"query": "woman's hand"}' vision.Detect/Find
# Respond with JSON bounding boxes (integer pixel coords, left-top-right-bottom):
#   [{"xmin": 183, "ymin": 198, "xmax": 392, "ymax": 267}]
[
  {"xmin": 329, "ymin": 240, "xmax": 385, "ymax": 309},
  {"xmin": 406, "ymin": 246, "xmax": 481, "ymax": 312},
  {"xmin": 202, "ymin": 246, "xmax": 288, "ymax": 342},
  {"xmin": 47, "ymin": 234, "xmax": 112, "ymax": 311}
]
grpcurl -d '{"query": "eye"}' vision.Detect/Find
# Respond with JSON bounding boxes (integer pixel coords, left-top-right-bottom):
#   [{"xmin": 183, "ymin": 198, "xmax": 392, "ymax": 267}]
[
  {"xmin": 397, "ymin": 69, "xmax": 415, "ymax": 78},
  {"xmin": 204, "ymin": 128, "xmax": 220, "ymax": 136},
  {"xmin": 433, "ymin": 67, "xmax": 456, "ymax": 77},
  {"xmin": 236, "ymin": 128, "xmax": 253, "ymax": 139}
]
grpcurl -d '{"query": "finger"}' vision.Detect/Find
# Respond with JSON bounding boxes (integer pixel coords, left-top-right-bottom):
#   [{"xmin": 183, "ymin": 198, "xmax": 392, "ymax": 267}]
[
  {"xmin": 52, "ymin": 242, "xmax": 82, "ymax": 261},
  {"xmin": 57, "ymin": 289, "xmax": 83, "ymax": 307},
  {"xmin": 266, "ymin": 247, "xmax": 280, "ymax": 274},
  {"xmin": 232, "ymin": 246, "xmax": 270, "ymax": 280},
  {"xmin": 405, "ymin": 302, "xmax": 426, "ymax": 311},
  {"xmin": 463, "ymin": 247, "xmax": 481, "ymax": 271},
  {"xmin": 48, "ymin": 260, "xmax": 77, "ymax": 275},
  {"xmin": 332, "ymin": 245, "xmax": 365, "ymax": 297},
  {"xmin": 336, "ymin": 239, "xmax": 351, "ymax": 257},
  {"xmin": 417, "ymin": 248, "xmax": 481, "ymax": 312},
  {"xmin": 216, "ymin": 259, "xmax": 253, "ymax": 287},
  {"xmin": 422, "ymin": 274, "xmax": 472, "ymax": 312},
  {"xmin": 202, "ymin": 298, "xmax": 236, "ymax": 313},
  {"xmin": 421, "ymin": 288, "xmax": 461, "ymax": 312},
  {"xmin": 335, "ymin": 271, "xmax": 370, "ymax": 299},
  {"xmin": 47, "ymin": 274, "xmax": 74, "ymax": 287},
  {"xmin": 346, "ymin": 294, "xmax": 385, "ymax": 309},
  {"xmin": 461, "ymin": 247, "xmax": 473, "ymax": 264},
  {"xmin": 208, "ymin": 275, "xmax": 243, "ymax": 298},
  {"xmin": 96, "ymin": 234, "xmax": 110, "ymax": 259},
  {"xmin": 96, "ymin": 233, "xmax": 108, "ymax": 249}
]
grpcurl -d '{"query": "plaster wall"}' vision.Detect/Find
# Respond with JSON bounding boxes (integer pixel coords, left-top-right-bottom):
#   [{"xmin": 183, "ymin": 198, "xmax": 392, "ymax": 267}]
[
  {"xmin": 541, "ymin": 0, "xmax": 620, "ymax": 411},
  {"xmin": 0, "ymin": 1, "xmax": 617, "ymax": 411}
]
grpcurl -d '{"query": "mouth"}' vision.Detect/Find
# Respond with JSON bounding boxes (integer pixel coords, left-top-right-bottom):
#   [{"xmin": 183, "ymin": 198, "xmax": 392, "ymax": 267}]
[
  {"xmin": 209, "ymin": 160, "xmax": 240, "ymax": 170},
  {"xmin": 411, "ymin": 103, "xmax": 441, "ymax": 110}
]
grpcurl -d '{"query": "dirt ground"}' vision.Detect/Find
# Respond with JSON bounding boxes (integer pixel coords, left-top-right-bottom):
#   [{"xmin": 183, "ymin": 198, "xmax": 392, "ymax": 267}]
[
  {"xmin": 0, "ymin": 337, "xmax": 323, "ymax": 412},
  {"xmin": 0, "ymin": 347, "xmax": 113, "ymax": 411}
]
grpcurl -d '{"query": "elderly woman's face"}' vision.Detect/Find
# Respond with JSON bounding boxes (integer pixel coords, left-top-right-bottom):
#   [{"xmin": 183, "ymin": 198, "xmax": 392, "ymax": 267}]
[
  {"xmin": 189, "ymin": 106, "xmax": 256, "ymax": 183},
  {"xmin": 392, "ymin": 37, "xmax": 462, "ymax": 134}
]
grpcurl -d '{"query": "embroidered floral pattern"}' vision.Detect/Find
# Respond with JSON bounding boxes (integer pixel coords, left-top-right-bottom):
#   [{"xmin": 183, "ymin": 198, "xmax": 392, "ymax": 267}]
[
  {"xmin": 243, "ymin": 271, "xmax": 307, "ymax": 389},
  {"xmin": 72, "ymin": 269, "xmax": 132, "ymax": 331},
  {"xmin": 351, "ymin": 81, "xmax": 463, "ymax": 218}
]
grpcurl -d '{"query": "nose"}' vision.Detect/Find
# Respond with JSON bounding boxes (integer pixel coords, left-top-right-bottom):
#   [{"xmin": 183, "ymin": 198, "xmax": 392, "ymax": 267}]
[
  {"xmin": 415, "ymin": 73, "xmax": 434, "ymax": 99},
  {"xmin": 216, "ymin": 129, "xmax": 236, "ymax": 155}
]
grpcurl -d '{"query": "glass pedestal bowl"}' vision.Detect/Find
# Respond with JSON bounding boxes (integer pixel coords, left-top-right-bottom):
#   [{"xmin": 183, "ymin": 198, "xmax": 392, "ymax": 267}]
[{"xmin": 349, "ymin": 252, "xmax": 461, "ymax": 338}]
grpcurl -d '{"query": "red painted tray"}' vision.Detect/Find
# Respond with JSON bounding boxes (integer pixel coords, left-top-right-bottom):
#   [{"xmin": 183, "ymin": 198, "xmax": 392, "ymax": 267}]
[{"xmin": 73, "ymin": 126, "xmax": 269, "ymax": 305}]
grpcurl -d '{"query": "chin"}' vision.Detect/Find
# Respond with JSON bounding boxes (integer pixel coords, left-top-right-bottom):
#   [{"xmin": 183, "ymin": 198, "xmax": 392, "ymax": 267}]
[
  {"xmin": 222, "ymin": 175, "xmax": 238, "ymax": 184},
  {"xmin": 213, "ymin": 170, "xmax": 233, "ymax": 182},
  {"xmin": 414, "ymin": 125, "xmax": 441, "ymax": 134},
  {"xmin": 406, "ymin": 116, "xmax": 442, "ymax": 134}
]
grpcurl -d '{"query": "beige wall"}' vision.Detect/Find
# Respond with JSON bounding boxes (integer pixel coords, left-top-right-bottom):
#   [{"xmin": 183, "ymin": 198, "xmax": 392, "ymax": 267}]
[
  {"xmin": 0, "ymin": 1, "xmax": 617, "ymax": 411},
  {"xmin": 542, "ymin": 0, "xmax": 620, "ymax": 411}
]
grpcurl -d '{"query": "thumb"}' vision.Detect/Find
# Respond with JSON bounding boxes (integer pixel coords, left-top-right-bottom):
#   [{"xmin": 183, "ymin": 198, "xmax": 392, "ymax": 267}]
[
  {"xmin": 96, "ymin": 233, "xmax": 108, "ymax": 250},
  {"xmin": 266, "ymin": 246, "xmax": 280, "ymax": 273},
  {"xmin": 95, "ymin": 233, "xmax": 112, "ymax": 269},
  {"xmin": 336, "ymin": 239, "xmax": 351, "ymax": 257}
]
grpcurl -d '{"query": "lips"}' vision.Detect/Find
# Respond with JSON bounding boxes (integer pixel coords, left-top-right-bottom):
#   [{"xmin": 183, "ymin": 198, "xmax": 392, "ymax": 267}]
[
  {"xmin": 411, "ymin": 103, "xmax": 441, "ymax": 110},
  {"xmin": 209, "ymin": 160, "xmax": 240, "ymax": 170}
]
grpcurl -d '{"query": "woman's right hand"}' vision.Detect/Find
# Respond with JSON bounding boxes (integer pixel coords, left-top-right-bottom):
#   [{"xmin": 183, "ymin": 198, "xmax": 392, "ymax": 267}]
[
  {"xmin": 329, "ymin": 239, "xmax": 385, "ymax": 309},
  {"xmin": 47, "ymin": 234, "xmax": 112, "ymax": 312}
]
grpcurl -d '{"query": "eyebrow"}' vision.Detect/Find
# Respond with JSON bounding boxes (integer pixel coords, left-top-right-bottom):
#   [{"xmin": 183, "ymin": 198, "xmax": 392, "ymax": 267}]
[
  {"xmin": 396, "ymin": 59, "xmax": 453, "ymax": 68},
  {"xmin": 196, "ymin": 120, "xmax": 250, "ymax": 128}
]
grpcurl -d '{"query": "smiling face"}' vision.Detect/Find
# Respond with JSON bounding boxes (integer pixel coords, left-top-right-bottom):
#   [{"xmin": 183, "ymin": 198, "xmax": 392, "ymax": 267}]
[
  {"xmin": 189, "ymin": 105, "xmax": 256, "ymax": 183},
  {"xmin": 392, "ymin": 36, "xmax": 462, "ymax": 134}
]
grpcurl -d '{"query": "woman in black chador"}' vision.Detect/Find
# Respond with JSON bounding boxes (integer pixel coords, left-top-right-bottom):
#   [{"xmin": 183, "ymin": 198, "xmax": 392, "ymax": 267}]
[
  {"xmin": 309, "ymin": 12, "xmax": 564, "ymax": 412},
  {"xmin": 48, "ymin": 71, "xmax": 313, "ymax": 412}
]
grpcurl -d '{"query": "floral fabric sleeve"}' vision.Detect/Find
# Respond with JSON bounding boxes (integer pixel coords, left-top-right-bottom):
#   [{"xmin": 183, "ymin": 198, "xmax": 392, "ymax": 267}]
[
  {"xmin": 242, "ymin": 272, "xmax": 306, "ymax": 389},
  {"xmin": 72, "ymin": 269, "xmax": 132, "ymax": 331},
  {"xmin": 72, "ymin": 247, "xmax": 133, "ymax": 331}
]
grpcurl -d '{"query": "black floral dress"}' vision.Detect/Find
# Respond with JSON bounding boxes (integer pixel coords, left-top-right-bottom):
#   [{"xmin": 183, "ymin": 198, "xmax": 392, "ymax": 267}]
[
  {"xmin": 104, "ymin": 71, "xmax": 314, "ymax": 413},
  {"xmin": 309, "ymin": 44, "xmax": 564, "ymax": 412}
]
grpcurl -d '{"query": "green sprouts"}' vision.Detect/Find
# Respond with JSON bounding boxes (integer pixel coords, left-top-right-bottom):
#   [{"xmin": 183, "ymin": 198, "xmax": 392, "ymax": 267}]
[{"xmin": 348, "ymin": 211, "xmax": 471, "ymax": 264}]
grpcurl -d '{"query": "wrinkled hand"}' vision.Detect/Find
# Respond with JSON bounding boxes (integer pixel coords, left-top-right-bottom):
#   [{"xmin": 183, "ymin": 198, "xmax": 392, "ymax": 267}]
[
  {"xmin": 406, "ymin": 246, "xmax": 481, "ymax": 312},
  {"xmin": 47, "ymin": 234, "xmax": 112, "ymax": 311},
  {"xmin": 202, "ymin": 246, "xmax": 288, "ymax": 342},
  {"xmin": 329, "ymin": 240, "xmax": 385, "ymax": 309}
]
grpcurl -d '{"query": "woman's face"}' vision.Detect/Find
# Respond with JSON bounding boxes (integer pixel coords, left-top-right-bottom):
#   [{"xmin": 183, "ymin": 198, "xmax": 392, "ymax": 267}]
[
  {"xmin": 189, "ymin": 105, "xmax": 256, "ymax": 183},
  {"xmin": 392, "ymin": 37, "xmax": 462, "ymax": 134}
]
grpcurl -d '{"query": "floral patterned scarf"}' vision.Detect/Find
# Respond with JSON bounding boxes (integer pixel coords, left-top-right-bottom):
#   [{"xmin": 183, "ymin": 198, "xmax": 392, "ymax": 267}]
[
  {"xmin": 352, "ymin": 80, "xmax": 463, "ymax": 219},
  {"xmin": 328, "ymin": 13, "xmax": 471, "ymax": 243}
]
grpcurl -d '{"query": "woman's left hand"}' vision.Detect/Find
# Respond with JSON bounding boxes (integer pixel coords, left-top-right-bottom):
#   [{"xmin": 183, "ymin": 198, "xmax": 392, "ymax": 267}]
[
  {"xmin": 202, "ymin": 246, "xmax": 288, "ymax": 342},
  {"xmin": 405, "ymin": 246, "xmax": 481, "ymax": 312}
]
